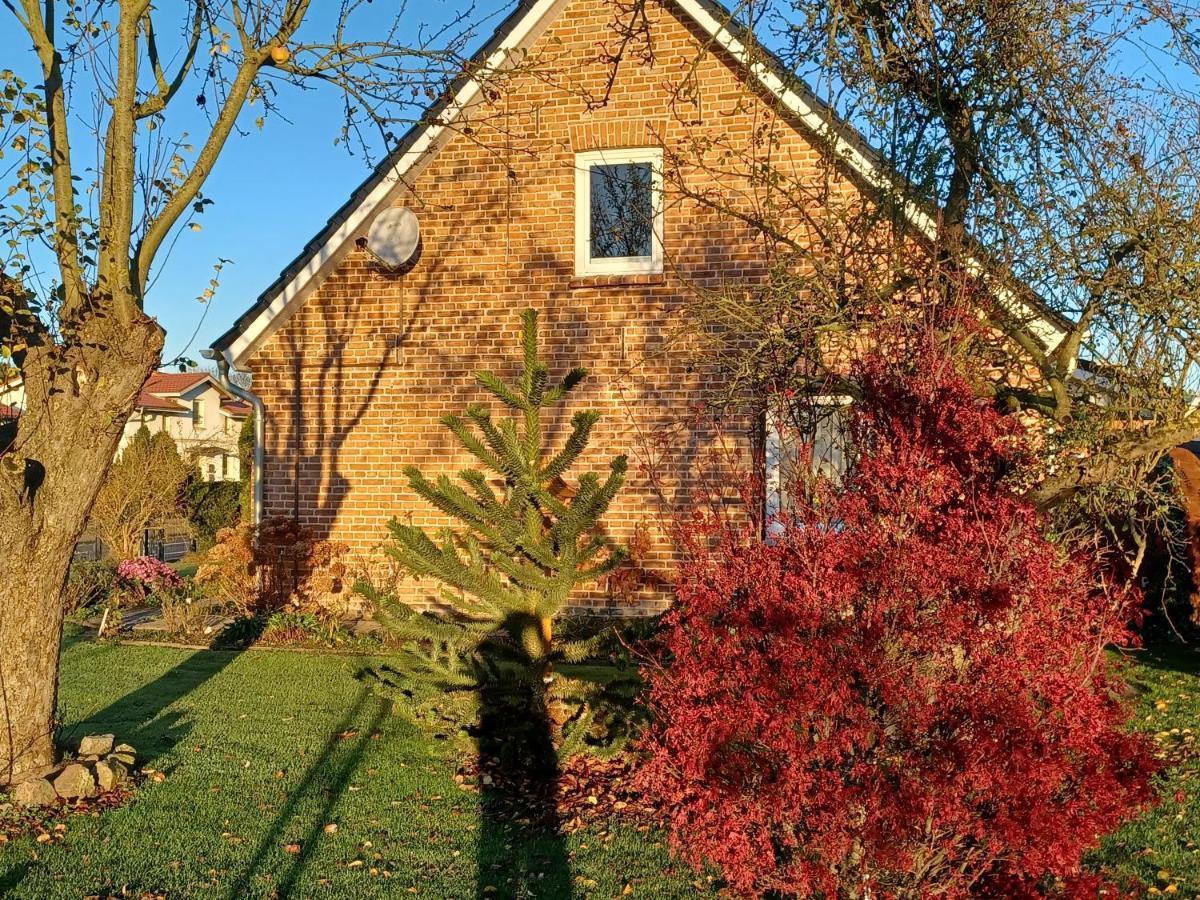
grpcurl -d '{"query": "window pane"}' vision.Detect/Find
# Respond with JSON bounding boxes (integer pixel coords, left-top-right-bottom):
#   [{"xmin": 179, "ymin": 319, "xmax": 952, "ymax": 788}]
[
  {"xmin": 590, "ymin": 163, "xmax": 653, "ymax": 259},
  {"xmin": 807, "ymin": 404, "xmax": 850, "ymax": 483},
  {"xmin": 769, "ymin": 401, "xmax": 853, "ymax": 519}
]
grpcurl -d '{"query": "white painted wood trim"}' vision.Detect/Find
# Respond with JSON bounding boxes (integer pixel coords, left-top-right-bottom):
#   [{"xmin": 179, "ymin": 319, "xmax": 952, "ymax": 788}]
[{"xmin": 573, "ymin": 147, "xmax": 664, "ymax": 277}]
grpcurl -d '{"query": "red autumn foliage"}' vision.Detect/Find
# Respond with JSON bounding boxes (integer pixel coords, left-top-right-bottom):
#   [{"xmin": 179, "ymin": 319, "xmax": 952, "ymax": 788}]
[{"xmin": 635, "ymin": 338, "xmax": 1157, "ymax": 898}]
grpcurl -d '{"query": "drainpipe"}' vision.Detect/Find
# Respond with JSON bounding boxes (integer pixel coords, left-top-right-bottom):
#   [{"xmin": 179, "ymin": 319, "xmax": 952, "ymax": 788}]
[{"xmin": 201, "ymin": 347, "xmax": 264, "ymax": 527}]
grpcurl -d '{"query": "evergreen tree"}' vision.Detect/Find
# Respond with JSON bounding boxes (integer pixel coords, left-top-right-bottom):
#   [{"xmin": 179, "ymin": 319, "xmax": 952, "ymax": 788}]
[{"xmin": 361, "ymin": 308, "xmax": 631, "ymax": 751}]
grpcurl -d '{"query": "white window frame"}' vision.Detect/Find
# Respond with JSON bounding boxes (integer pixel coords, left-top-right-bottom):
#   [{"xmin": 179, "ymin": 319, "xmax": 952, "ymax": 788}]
[
  {"xmin": 764, "ymin": 393, "xmax": 853, "ymax": 533},
  {"xmin": 574, "ymin": 147, "xmax": 664, "ymax": 277}
]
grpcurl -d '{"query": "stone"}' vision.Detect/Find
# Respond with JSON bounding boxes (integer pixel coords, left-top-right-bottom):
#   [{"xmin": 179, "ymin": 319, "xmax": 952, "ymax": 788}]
[
  {"xmin": 93, "ymin": 760, "xmax": 119, "ymax": 792},
  {"xmin": 11, "ymin": 778, "xmax": 57, "ymax": 807},
  {"xmin": 78, "ymin": 734, "xmax": 114, "ymax": 756},
  {"xmin": 104, "ymin": 756, "xmax": 129, "ymax": 780},
  {"xmin": 53, "ymin": 763, "xmax": 96, "ymax": 799},
  {"xmin": 111, "ymin": 743, "xmax": 136, "ymax": 765}
]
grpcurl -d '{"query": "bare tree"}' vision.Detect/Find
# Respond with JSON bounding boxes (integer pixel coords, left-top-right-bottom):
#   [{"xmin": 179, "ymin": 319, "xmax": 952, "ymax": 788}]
[{"xmin": 0, "ymin": 0, "xmax": 487, "ymax": 782}]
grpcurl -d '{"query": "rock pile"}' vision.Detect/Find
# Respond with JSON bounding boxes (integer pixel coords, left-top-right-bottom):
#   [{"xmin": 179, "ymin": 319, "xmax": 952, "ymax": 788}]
[{"xmin": 8, "ymin": 734, "xmax": 137, "ymax": 807}]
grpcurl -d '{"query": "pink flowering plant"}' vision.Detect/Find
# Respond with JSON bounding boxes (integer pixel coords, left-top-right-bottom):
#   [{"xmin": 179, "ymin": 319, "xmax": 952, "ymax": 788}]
[{"xmin": 114, "ymin": 556, "xmax": 184, "ymax": 606}]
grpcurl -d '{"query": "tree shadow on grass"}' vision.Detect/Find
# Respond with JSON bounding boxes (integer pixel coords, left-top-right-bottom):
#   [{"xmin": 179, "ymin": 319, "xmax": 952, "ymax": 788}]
[
  {"xmin": 1120, "ymin": 643, "xmax": 1200, "ymax": 680},
  {"xmin": 62, "ymin": 648, "xmax": 241, "ymax": 765},
  {"xmin": 474, "ymin": 616, "xmax": 571, "ymax": 899},
  {"xmin": 0, "ymin": 860, "xmax": 31, "ymax": 894},
  {"xmin": 226, "ymin": 684, "xmax": 391, "ymax": 899}
]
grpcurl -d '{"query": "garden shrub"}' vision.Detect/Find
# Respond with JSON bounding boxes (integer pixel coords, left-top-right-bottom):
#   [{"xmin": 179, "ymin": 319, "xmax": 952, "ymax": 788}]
[
  {"xmin": 635, "ymin": 338, "xmax": 1158, "ymax": 898},
  {"xmin": 184, "ymin": 476, "xmax": 242, "ymax": 549},
  {"xmin": 194, "ymin": 517, "xmax": 355, "ymax": 617},
  {"xmin": 159, "ymin": 583, "xmax": 207, "ymax": 635},
  {"xmin": 114, "ymin": 556, "xmax": 184, "ymax": 607},
  {"xmin": 258, "ymin": 610, "xmax": 332, "ymax": 645},
  {"xmin": 62, "ymin": 559, "xmax": 118, "ymax": 615},
  {"xmin": 194, "ymin": 523, "xmax": 258, "ymax": 614}
]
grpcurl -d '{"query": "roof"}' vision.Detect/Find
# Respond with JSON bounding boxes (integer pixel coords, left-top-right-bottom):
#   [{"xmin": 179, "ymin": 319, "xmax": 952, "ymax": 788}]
[
  {"xmin": 220, "ymin": 399, "xmax": 252, "ymax": 416},
  {"xmin": 136, "ymin": 390, "xmax": 188, "ymax": 413},
  {"xmin": 0, "ymin": 403, "xmax": 20, "ymax": 420},
  {"xmin": 211, "ymin": 0, "xmax": 1073, "ymax": 367},
  {"xmin": 143, "ymin": 371, "xmax": 211, "ymax": 395}
]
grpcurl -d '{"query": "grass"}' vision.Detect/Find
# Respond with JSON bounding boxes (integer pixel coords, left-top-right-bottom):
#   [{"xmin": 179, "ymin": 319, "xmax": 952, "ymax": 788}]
[
  {"xmin": 1, "ymin": 633, "xmax": 1198, "ymax": 898},
  {"xmin": 0, "ymin": 630, "xmax": 700, "ymax": 899},
  {"xmin": 1092, "ymin": 644, "xmax": 1200, "ymax": 896}
]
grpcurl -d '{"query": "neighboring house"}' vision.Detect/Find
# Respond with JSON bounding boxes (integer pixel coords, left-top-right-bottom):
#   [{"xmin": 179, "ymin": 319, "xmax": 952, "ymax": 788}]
[
  {"xmin": 210, "ymin": 0, "xmax": 1068, "ymax": 615},
  {"xmin": 2, "ymin": 371, "xmax": 250, "ymax": 482},
  {"xmin": 123, "ymin": 372, "xmax": 251, "ymax": 482}
]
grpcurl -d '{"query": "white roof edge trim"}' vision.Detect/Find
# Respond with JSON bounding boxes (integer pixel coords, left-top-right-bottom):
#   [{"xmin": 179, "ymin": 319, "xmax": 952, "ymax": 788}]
[
  {"xmin": 225, "ymin": 0, "xmax": 563, "ymax": 367},
  {"xmin": 224, "ymin": 0, "xmax": 1068, "ymax": 367}
]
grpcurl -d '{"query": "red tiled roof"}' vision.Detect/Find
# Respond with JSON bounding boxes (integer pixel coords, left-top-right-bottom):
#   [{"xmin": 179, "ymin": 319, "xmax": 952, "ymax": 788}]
[
  {"xmin": 143, "ymin": 371, "xmax": 210, "ymax": 395},
  {"xmin": 220, "ymin": 399, "xmax": 252, "ymax": 416},
  {"xmin": 0, "ymin": 403, "xmax": 20, "ymax": 420},
  {"xmin": 136, "ymin": 391, "xmax": 187, "ymax": 412}
]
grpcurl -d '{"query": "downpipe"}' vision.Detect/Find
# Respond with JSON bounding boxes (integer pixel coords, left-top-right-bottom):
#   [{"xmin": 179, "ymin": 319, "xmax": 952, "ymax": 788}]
[{"xmin": 201, "ymin": 348, "xmax": 264, "ymax": 527}]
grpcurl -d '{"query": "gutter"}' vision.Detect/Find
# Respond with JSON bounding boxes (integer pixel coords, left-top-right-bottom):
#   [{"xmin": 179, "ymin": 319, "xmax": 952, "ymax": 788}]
[{"xmin": 201, "ymin": 347, "xmax": 264, "ymax": 526}]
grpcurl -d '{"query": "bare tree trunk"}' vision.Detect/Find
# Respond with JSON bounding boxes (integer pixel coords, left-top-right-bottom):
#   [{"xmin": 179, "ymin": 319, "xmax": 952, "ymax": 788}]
[{"xmin": 0, "ymin": 314, "xmax": 162, "ymax": 783}]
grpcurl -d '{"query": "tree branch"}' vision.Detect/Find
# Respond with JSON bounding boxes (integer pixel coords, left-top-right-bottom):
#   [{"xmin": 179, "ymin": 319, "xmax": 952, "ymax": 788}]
[
  {"xmin": 134, "ymin": 3, "xmax": 204, "ymax": 120},
  {"xmin": 16, "ymin": 0, "xmax": 85, "ymax": 315}
]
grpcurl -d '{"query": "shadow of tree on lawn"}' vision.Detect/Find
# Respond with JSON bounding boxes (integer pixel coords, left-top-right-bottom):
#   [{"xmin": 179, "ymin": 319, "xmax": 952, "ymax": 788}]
[
  {"xmin": 474, "ymin": 615, "xmax": 571, "ymax": 899},
  {"xmin": 63, "ymin": 648, "xmax": 242, "ymax": 766},
  {"xmin": 225, "ymin": 684, "xmax": 391, "ymax": 899}
]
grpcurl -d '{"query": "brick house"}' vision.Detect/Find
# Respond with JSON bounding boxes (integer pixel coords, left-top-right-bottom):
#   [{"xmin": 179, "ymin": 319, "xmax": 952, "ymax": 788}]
[{"xmin": 210, "ymin": 0, "xmax": 1067, "ymax": 615}]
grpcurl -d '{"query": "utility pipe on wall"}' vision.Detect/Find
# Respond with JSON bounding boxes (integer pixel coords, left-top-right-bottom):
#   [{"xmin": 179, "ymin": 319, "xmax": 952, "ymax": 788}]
[{"xmin": 201, "ymin": 347, "xmax": 264, "ymax": 526}]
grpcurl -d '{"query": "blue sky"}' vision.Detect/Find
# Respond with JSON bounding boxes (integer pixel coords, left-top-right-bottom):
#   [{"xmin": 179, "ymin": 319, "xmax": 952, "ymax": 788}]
[{"xmin": 0, "ymin": 1, "xmax": 512, "ymax": 364}]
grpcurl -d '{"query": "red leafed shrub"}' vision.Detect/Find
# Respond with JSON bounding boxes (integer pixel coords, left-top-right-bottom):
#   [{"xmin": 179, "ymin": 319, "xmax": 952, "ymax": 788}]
[{"xmin": 635, "ymin": 338, "xmax": 1157, "ymax": 898}]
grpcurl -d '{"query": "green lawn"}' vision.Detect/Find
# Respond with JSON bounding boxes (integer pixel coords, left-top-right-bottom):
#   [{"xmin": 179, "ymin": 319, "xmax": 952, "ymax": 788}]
[
  {"xmin": 1, "ymin": 635, "xmax": 1197, "ymax": 898},
  {"xmin": 0, "ymin": 632, "xmax": 699, "ymax": 899},
  {"xmin": 1092, "ymin": 645, "xmax": 1200, "ymax": 896}
]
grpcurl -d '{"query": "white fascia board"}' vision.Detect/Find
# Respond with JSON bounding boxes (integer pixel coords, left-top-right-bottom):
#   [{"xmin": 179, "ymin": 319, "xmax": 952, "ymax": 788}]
[{"xmin": 225, "ymin": 0, "xmax": 564, "ymax": 368}]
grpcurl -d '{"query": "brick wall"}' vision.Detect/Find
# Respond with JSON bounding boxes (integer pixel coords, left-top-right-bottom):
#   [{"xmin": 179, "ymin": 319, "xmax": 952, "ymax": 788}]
[{"xmin": 246, "ymin": 0, "xmax": 860, "ymax": 615}]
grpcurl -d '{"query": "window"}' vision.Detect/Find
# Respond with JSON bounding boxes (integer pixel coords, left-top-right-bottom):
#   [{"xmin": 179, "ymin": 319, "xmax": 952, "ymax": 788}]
[
  {"xmin": 764, "ymin": 395, "xmax": 852, "ymax": 527},
  {"xmin": 574, "ymin": 148, "xmax": 663, "ymax": 276},
  {"xmin": 192, "ymin": 399, "xmax": 204, "ymax": 427}
]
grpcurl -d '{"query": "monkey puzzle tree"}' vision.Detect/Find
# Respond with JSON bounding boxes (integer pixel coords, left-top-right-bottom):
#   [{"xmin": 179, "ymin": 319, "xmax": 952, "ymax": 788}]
[
  {"xmin": 357, "ymin": 314, "xmax": 628, "ymax": 758},
  {"xmin": 0, "ymin": 0, "xmax": 487, "ymax": 782},
  {"xmin": 362, "ymin": 308, "xmax": 628, "ymax": 749}
]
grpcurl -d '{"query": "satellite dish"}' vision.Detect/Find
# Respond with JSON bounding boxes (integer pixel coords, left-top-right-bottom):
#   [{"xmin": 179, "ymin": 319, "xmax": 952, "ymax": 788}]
[{"xmin": 365, "ymin": 207, "xmax": 420, "ymax": 269}]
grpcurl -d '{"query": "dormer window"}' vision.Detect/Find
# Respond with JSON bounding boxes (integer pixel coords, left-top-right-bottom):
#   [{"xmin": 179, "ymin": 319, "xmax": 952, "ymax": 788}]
[{"xmin": 574, "ymin": 148, "xmax": 663, "ymax": 276}]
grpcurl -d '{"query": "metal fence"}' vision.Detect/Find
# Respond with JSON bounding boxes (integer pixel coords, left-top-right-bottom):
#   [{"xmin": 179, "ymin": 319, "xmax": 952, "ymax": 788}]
[
  {"xmin": 142, "ymin": 521, "xmax": 194, "ymax": 562},
  {"xmin": 72, "ymin": 520, "xmax": 194, "ymax": 564}
]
